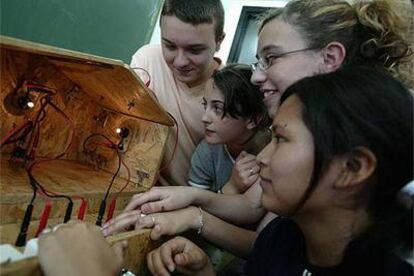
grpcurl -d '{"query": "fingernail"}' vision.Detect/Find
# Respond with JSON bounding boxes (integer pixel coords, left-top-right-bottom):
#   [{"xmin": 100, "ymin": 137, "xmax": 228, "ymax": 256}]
[{"xmin": 168, "ymin": 264, "xmax": 174, "ymax": 272}]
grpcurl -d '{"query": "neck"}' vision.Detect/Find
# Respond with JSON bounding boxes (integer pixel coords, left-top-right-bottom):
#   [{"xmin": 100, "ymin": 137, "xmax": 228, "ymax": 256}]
[
  {"xmin": 294, "ymin": 207, "xmax": 372, "ymax": 267},
  {"xmin": 187, "ymin": 59, "xmax": 219, "ymax": 88},
  {"xmin": 226, "ymin": 128, "xmax": 268, "ymax": 158}
]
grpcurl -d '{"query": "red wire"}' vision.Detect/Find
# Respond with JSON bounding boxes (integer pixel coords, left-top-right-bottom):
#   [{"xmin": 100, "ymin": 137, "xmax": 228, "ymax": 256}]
[
  {"xmin": 0, "ymin": 120, "xmax": 32, "ymax": 147},
  {"xmin": 35, "ymin": 201, "xmax": 52, "ymax": 237},
  {"xmin": 26, "ymin": 83, "xmax": 57, "ymax": 95}
]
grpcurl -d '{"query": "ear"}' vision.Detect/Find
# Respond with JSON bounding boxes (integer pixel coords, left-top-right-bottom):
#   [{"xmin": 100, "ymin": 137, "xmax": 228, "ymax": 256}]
[
  {"xmin": 334, "ymin": 147, "xmax": 377, "ymax": 189},
  {"xmin": 246, "ymin": 116, "xmax": 258, "ymax": 130},
  {"xmin": 320, "ymin": 42, "xmax": 346, "ymax": 73},
  {"xmin": 215, "ymin": 33, "xmax": 225, "ymax": 52}
]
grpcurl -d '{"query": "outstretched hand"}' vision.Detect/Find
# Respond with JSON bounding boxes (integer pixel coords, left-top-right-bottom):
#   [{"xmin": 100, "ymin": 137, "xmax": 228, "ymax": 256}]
[
  {"xmin": 123, "ymin": 186, "xmax": 199, "ymax": 214},
  {"xmin": 147, "ymin": 236, "xmax": 214, "ymax": 276},
  {"xmin": 103, "ymin": 207, "xmax": 201, "ymax": 240}
]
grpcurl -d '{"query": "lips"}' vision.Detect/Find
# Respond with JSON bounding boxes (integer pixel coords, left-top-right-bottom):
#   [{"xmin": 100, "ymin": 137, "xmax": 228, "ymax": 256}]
[
  {"xmin": 262, "ymin": 90, "xmax": 278, "ymax": 99},
  {"xmin": 259, "ymin": 175, "xmax": 272, "ymax": 187},
  {"xmin": 175, "ymin": 68, "xmax": 193, "ymax": 75},
  {"xmin": 204, "ymin": 129, "xmax": 215, "ymax": 136}
]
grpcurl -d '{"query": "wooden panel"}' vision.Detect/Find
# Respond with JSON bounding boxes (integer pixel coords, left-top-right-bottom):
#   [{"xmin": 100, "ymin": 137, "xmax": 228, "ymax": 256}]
[
  {"xmin": 0, "ymin": 36, "xmax": 173, "ymax": 126},
  {"xmin": 0, "ymin": 37, "xmax": 171, "ymax": 250}
]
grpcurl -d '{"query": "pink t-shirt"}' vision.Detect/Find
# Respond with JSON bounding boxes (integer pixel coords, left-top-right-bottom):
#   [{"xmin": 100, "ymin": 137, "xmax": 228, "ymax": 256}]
[{"xmin": 130, "ymin": 44, "xmax": 218, "ymax": 186}]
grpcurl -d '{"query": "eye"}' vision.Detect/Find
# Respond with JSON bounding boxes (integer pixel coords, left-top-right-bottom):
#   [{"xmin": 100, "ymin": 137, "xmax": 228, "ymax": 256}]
[
  {"xmin": 213, "ymin": 104, "xmax": 224, "ymax": 115},
  {"xmin": 264, "ymin": 53, "xmax": 280, "ymax": 65},
  {"xmin": 188, "ymin": 48, "xmax": 204, "ymax": 55},
  {"xmin": 274, "ymin": 134, "xmax": 287, "ymax": 144},
  {"xmin": 201, "ymin": 101, "xmax": 207, "ymax": 110},
  {"xmin": 164, "ymin": 43, "xmax": 176, "ymax": 50}
]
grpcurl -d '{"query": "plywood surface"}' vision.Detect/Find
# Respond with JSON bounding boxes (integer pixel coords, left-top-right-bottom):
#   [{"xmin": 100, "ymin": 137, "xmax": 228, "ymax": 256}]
[{"xmin": 0, "ymin": 36, "xmax": 173, "ymax": 126}]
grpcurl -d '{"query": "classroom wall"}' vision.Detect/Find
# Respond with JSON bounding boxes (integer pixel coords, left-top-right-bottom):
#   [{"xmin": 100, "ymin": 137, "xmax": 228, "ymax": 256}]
[{"xmin": 0, "ymin": 0, "xmax": 163, "ymax": 63}]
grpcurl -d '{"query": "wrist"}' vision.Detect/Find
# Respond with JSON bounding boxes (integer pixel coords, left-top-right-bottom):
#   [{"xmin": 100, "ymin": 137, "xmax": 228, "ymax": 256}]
[
  {"xmin": 192, "ymin": 188, "xmax": 210, "ymax": 206},
  {"xmin": 186, "ymin": 206, "xmax": 202, "ymax": 232}
]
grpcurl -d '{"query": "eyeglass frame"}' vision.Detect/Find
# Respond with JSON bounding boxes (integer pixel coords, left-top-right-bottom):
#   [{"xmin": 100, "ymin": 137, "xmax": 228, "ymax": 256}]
[{"xmin": 250, "ymin": 47, "xmax": 320, "ymax": 72}]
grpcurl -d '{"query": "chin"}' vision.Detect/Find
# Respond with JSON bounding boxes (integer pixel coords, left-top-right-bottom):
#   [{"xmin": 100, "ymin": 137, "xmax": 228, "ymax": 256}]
[
  {"xmin": 204, "ymin": 137, "xmax": 221, "ymax": 145},
  {"xmin": 174, "ymin": 72, "xmax": 198, "ymax": 84}
]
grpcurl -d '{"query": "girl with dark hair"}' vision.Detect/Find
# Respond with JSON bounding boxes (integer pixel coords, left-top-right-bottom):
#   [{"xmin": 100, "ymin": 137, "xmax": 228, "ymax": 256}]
[
  {"xmin": 188, "ymin": 63, "xmax": 270, "ymax": 192},
  {"xmin": 146, "ymin": 67, "xmax": 413, "ymax": 275}
]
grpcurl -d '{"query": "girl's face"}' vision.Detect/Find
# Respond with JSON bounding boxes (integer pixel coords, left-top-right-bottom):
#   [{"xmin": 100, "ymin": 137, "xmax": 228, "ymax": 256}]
[
  {"xmin": 201, "ymin": 85, "xmax": 254, "ymax": 146},
  {"xmin": 257, "ymin": 95, "xmax": 315, "ymax": 216},
  {"xmin": 251, "ymin": 19, "xmax": 323, "ymax": 118}
]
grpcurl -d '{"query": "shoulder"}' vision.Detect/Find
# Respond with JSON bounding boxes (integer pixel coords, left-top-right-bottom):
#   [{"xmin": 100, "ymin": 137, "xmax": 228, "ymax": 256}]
[
  {"xmin": 194, "ymin": 140, "xmax": 223, "ymax": 155},
  {"xmin": 257, "ymin": 217, "xmax": 301, "ymax": 243},
  {"xmin": 133, "ymin": 44, "xmax": 162, "ymax": 57},
  {"xmin": 130, "ymin": 44, "xmax": 163, "ymax": 66}
]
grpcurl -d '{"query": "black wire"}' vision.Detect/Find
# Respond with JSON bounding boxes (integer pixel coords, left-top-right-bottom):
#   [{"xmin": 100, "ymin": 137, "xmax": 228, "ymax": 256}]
[
  {"xmin": 28, "ymin": 172, "xmax": 73, "ymax": 204},
  {"xmin": 103, "ymin": 150, "xmax": 122, "ymax": 202}
]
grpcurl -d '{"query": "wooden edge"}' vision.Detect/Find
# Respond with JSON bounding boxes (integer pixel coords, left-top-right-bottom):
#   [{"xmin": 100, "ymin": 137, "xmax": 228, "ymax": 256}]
[
  {"xmin": 0, "ymin": 229, "xmax": 154, "ymax": 276},
  {"xmin": 0, "ymin": 35, "xmax": 124, "ymax": 66}
]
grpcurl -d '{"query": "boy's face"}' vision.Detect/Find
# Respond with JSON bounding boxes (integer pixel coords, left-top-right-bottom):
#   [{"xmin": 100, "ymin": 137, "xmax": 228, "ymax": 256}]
[{"xmin": 160, "ymin": 15, "xmax": 222, "ymax": 86}]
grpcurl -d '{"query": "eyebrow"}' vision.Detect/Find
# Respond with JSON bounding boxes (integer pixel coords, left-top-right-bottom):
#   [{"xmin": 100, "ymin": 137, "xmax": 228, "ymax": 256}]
[
  {"xmin": 211, "ymin": 100, "xmax": 224, "ymax": 105},
  {"xmin": 256, "ymin": 45, "xmax": 284, "ymax": 59},
  {"xmin": 162, "ymin": 38, "xmax": 208, "ymax": 49}
]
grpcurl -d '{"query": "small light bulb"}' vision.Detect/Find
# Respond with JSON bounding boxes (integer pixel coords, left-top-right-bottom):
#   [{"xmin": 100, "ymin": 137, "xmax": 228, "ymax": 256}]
[
  {"xmin": 116, "ymin": 128, "xmax": 122, "ymax": 134},
  {"xmin": 27, "ymin": 101, "xmax": 35, "ymax": 108}
]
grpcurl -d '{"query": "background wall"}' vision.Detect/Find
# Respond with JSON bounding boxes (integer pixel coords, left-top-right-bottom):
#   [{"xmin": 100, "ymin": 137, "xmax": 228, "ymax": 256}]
[{"xmin": 0, "ymin": 0, "xmax": 163, "ymax": 63}]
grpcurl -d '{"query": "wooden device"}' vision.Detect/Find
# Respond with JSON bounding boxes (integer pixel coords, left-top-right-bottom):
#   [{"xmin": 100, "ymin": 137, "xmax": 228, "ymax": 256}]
[{"xmin": 0, "ymin": 36, "xmax": 173, "ymax": 273}]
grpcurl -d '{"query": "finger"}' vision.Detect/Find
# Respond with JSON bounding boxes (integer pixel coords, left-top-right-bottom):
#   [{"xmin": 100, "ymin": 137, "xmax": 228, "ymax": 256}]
[
  {"xmin": 151, "ymin": 246, "xmax": 171, "ymax": 276},
  {"xmin": 123, "ymin": 190, "xmax": 162, "ymax": 212},
  {"xmin": 160, "ymin": 243, "xmax": 176, "ymax": 273},
  {"xmin": 150, "ymin": 224, "xmax": 164, "ymax": 240},
  {"xmin": 103, "ymin": 210, "xmax": 140, "ymax": 228},
  {"xmin": 174, "ymin": 250, "xmax": 206, "ymax": 270},
  {"xmin": 102, "ymin": 210, "xmax": 141, "ymax": 236},
  {"xmin": 141, "ymin": 201, "xmax": 168, "ymax": 214},
  {"xmin": 146, "ymin": 250, "xmax": 156, "ymax": 275},
  {"xmin": 134, "ymin": 215, "xmax": 157, "ymax": 230},
  {"xmin": 235, "ymin": 151, "xmax": 248, "ymax": 161},
  {"xmin": 112, "ymin": 240, "xmax": 127, "ymax": 264}
]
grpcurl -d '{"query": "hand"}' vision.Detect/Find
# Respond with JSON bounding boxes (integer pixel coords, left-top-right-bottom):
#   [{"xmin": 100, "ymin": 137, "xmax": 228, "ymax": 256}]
[
  {"xmin": 38, "ymin": 221, "xmax": 124, "ymax": 276},
  {"xmin": 147, "ymin": 236, "xmax": 214, "ymax": 276},
  {"xmin": 103, "ymin": 207, "xmax": 200, "ymax": 240},
  {"xmin": 228, "ymin": 151, "xmax": 260, "ymax": 193},
  {"xmin": 122, "ymin": 186, "xmax": 199, "ymax": 214}
]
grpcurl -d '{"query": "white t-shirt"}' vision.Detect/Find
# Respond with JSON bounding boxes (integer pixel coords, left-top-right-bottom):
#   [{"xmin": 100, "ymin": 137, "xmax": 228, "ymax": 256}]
[{"xmin": 130, "ymin": 44, "xmax": 218, "ymax": 186}]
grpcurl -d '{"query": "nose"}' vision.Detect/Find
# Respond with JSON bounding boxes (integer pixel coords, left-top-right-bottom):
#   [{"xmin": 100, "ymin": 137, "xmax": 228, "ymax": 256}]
[
  {"xmin": 201, "ymin": 109, "xmax": 212, "ymax": 125},
  {"xmin": 251, "ymin": 68, "xmax": 267, "ymax": 87},
  {"xmin": 256, "ymin": 141, "xmax": 274, "ymax": 169},
  {"xmin": 173, "ymin": 49, "xmax": 190, "ymax": 68}
]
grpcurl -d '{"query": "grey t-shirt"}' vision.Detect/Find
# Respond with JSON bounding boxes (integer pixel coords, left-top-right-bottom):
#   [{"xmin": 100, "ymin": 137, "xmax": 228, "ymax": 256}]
[{"xmin": 188, "ymin": 139, "xmax": 234, "ymax": 192}]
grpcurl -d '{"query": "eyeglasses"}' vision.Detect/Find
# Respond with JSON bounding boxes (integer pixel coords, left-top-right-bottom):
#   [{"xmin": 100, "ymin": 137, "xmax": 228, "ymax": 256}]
[{"xmin": 250, "ymin": 47, "xmax": 318, "ymax": 72}]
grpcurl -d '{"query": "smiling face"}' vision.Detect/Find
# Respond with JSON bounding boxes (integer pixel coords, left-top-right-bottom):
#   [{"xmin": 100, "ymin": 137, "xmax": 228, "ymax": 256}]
[
  {"xmin": 160, "ymin": 15, "xmax": 222, "ymax": 87},
  {"xmin": 257, "ymin": 95, "xmax": 315, "ymax": 216},
  {"xmin": 201, "ymin": 85, "xmax": 254, "ymax": 146},
  {"xmin": 251, "ymin": 19, "xmax": 323, "ymax": 118}
]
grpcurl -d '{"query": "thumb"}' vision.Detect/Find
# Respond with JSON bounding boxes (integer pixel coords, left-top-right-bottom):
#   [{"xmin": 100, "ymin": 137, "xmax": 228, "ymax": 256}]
[
  {"xmin": 236, "ymin": 151, "xmax": 248, "ymax": 162},
  {"xmin": 112, "ymin": 240, "xmax": 128, "ymax": 265},
  {"xmin": 174, "ymin": 252, "xmax": 194, "ymax": 267},
  {"xmin": 174, "ymin": 250, "xmax": 206, "ymax": 270},
  {"xmin": 150, "ymin": 224, "xmax": 163, "ymax": 240}
]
